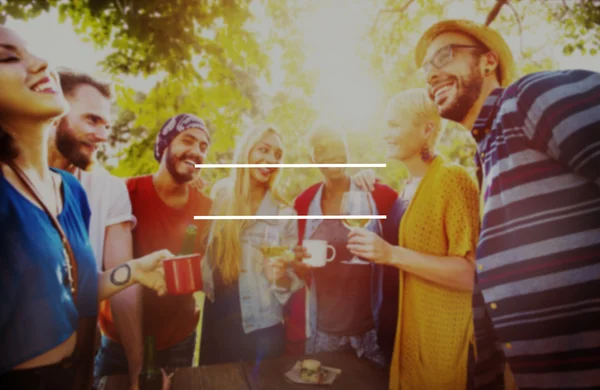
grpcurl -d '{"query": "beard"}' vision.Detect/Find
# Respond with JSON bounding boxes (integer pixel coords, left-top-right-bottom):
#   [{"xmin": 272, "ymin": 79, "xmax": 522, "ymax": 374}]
[
  {"xmin": 165, "ymin": 146, "xmax": 200, "ymax": 184},
  {"xmin": 55, "ymin": 118, "xmax": 92, "ymax": 170},
  {"xmin": 433, "ymin": 63, "xmax": 484, "ymax": 123}
]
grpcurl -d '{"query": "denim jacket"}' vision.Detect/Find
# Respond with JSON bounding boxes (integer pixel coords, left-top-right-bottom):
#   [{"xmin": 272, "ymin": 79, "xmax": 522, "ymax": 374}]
[
  {"xmin": 303, "ymin": 182, "xmax": 384, "ymax": 349},
  {"xmin": 202, "ymin": 191, "xmax": 304, "ymax": 334}
]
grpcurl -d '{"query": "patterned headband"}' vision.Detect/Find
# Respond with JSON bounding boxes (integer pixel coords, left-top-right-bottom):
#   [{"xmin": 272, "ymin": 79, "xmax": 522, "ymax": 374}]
[{"xmin": 154, "ymin": 113, "xmax": 210, "ymax": 162}]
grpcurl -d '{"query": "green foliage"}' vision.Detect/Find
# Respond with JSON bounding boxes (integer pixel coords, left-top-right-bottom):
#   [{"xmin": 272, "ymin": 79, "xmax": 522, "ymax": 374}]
[
  {"xmin": 108, "ymin": 64, "xmax": 253, "ymax": 178},
  {"xmin": 371, "ymin": 0, "xmax": 448, "ymax": 96},
  {"xmin": 367, "ymin": 0, "xmax": 450, "ymax": 188},
  {"xmin": 2, "ymin": 0, "xmax": 268, "ymax": 77},
  {"xmin": 3, "ymin": 0, "xmax": 270, "ymax": 186},
  {"xmin": 437, "ymin": 124, "xmax": 477, "ymax": 178},
  {"xmin": 265, "ymin": 92, "xmax": 319, "ymax": 201},
  {"xmin": 366, "ymin": 0, "xmax": 567, "ymax": 188},
  {"xmin": 0, "ymin": 0, "xmax": 57, "ymax": 23},
  {"xmin": 544, "ymin": 0, "xmax": 600, "ymax": 56},
  {"xmin": 5, "ymin": 0, "xmax": 592, "ymax": 197}
]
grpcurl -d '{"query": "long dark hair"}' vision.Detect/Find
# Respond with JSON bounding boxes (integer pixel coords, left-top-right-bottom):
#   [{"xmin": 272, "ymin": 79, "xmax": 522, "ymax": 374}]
[{"xmin": 0, "ymin": 125, "xmax": 18, "ymax": 163}]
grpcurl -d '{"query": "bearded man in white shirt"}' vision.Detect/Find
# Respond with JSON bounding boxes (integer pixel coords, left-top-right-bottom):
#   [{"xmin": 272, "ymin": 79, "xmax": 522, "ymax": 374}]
[{"xmin": 47, "ymin": 69, "xmax": 142, "ymax": 390}]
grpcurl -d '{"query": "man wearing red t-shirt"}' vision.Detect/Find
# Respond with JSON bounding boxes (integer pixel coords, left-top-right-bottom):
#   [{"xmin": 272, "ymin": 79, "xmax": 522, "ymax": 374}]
[{"xmin": 96, "ymin": 114, "xmax": 212, "ymax": 383}]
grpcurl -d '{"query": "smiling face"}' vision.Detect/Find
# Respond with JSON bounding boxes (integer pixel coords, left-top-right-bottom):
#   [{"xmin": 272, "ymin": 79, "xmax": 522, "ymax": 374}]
[
  {"xmin": 383, "ymin": 89, "xmax": 440, "ymax": 163},
  {"xmin": 0, "ymin": 26, "xmax": 68, "ymax": 123},
  {"xmin": 163, "ymin": 128, "xmax": 210, "ymax": 184},
  {"xmin": 55, "ymin": 84, "xmax": 111, "ymax": 169},
  {"xmin": 383, "ymin": 110, "xmax": 428, "ymax": 162},
  {"xmin": 423, "ymin": 32, "xmax": 487, "ymax": 124},
  {"xmin": 248, "ymin": 131, "xmax": 283, "ymax": 185}
]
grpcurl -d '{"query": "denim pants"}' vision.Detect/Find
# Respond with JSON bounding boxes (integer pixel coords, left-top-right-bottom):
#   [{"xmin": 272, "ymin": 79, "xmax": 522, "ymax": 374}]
[{"xmin": 94, "ymin": 331, "xmax": 196, "ymax": 384}]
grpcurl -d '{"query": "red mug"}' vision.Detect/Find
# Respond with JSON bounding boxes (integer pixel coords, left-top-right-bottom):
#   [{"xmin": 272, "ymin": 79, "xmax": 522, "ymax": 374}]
[{"xmin": 163, "ymin": 253, "xmax": 203, "ymax": 295}]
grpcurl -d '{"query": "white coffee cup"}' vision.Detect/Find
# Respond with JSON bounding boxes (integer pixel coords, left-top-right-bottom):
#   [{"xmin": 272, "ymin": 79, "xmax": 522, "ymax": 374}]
[{"xmin": 302, "ymin": 240, "xmax": 336, "ymax": 267}]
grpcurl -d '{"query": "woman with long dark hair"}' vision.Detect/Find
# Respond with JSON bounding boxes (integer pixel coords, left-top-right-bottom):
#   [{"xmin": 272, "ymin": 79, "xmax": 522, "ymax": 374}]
[{"xmin": 0, "ymin": 26, "xmax": 172, "ymax": 389}]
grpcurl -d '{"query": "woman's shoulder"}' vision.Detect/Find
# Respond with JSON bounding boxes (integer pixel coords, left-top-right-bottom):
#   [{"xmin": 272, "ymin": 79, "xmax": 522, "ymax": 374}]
[
  {"xmin": 293, "ymin": 182, "xmax": 322, "ymax": 210},
  {"xmin": 430, "ymin": 160, "xmax": 479, "ymax": 208},
  {"xmin": 269, "ymin": 191, "xmax": 296, "ymax": 216},
  {"xmin": 436, "ymin": 160, "xmax": 477, "ymax": 188},
  {"xmin": 210, "ymin": 177, "xmax": 232, "ymax": 200}
]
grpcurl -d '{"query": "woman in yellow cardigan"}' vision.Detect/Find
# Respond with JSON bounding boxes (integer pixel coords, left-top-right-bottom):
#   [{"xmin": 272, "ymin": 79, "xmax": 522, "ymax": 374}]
[{"xmin": 348, "ymin": 88, "xmax": 479, "ymax": 390}]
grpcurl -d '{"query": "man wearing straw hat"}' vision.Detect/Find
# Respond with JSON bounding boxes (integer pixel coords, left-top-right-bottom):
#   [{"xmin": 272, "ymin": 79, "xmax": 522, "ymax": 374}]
[{"xmin": 415, "ymin": 19, "xmax": 600, "ymax": 389}]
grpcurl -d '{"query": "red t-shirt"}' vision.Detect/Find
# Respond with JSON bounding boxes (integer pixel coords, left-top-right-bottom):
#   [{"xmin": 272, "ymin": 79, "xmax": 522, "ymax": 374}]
[{"xmin": 98, "ymin": 175, "xmax": 212, "ymax": 350}]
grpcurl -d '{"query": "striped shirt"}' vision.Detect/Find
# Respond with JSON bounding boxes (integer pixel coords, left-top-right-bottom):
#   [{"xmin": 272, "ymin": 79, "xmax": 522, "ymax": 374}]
[{"xmin": 471, "ymin": 70, "xmax": 600, "ymax": 389}]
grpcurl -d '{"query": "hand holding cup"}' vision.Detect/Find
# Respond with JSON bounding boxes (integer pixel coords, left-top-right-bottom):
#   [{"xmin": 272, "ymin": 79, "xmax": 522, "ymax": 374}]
[
  {"xmin": 263, "ymin": 257, "xmax": 286, "ymax": 283},
  {"xmin": 128, "ymin": 249, "xmax": 174, "ymax": 296}
]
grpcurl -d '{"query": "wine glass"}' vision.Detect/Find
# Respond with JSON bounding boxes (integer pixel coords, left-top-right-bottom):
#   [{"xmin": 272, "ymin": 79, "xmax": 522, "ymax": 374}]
[
  {"xmin": 341, "ymin": 191, "xmax": 374, "ymax": 265},
  {"xmin": 260, "ymin": 225, "xmax": 284, "ymax": 288}
]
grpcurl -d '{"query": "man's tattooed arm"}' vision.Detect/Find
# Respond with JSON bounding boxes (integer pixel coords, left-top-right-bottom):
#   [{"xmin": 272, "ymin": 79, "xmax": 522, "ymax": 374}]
[
  {"xmin": 99, "ymin": 249, "xmax": 170, "ymax": 302},
  {"xmin": 110, "ymin": 263, "xmax": 132, "ymax": 286}
]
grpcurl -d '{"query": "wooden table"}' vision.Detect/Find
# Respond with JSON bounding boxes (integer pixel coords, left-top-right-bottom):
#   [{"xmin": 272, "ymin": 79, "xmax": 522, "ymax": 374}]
[
  {"xmin": 238, "ymin": 352, "xmax": 388, "ymax": 390},
  {"xmin": 174, "ymin": 362, "xmax": 250, "ymax": 389},
  {"xmin": 103, "ymin": 352, "xmax": 388, "ymax": 389}
]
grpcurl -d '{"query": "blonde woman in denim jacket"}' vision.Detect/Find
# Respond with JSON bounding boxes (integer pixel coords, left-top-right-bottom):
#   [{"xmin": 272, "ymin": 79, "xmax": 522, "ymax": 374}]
[{"xmin": 200, "ymin": 126, "xmax": 307, "ymax": 365}]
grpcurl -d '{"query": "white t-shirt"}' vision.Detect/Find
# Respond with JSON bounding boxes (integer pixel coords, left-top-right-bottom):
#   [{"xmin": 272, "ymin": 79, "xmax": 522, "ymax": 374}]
[{"xmin": 76, "ymin": 166, "xmax": 136, "ymax": 271}]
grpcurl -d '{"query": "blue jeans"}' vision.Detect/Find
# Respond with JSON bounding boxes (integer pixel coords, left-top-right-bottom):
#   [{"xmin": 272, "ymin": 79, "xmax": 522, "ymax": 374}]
[{"xmin": 94, "ymin": 331, "xmax": 196, "ymax": 384}]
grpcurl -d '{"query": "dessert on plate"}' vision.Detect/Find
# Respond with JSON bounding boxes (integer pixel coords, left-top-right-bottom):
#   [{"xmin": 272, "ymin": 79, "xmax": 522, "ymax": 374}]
[{"xmin": 300, "ymin": 359, "xmax": 324, "ymax": 384}]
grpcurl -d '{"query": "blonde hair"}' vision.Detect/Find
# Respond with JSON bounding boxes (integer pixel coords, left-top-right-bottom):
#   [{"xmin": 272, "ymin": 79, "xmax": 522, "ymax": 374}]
[
  {"xmin": 208, "ymin": 126, "xmax": 287, "ymax": 284},
  {"xmin": 306, "ymin": 124, "xmax": 349, "ymax": 160},
  {"xmin": 385, "ymin": 88, "xmax": 444, "ymax": 149}
]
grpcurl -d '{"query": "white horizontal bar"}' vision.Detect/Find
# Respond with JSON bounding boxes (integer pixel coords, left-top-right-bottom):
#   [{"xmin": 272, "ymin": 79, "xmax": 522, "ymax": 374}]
[
  {"xmin": 194, "ymin": 163, "xmax": 386, "ymax": 168},
  {"xmin": 193, "ymin": 215, "xmax": 387, "ymax": 220}
]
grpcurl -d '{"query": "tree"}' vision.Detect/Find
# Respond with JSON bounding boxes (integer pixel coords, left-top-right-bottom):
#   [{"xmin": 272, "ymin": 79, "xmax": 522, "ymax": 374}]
[
  {"xmin": 7, "ymin": 0, "xmax": 585, "ymax": 195},
  {"xmin": 1, "ymin": 0, "xmax": 267, "ymax": 77},
  {"xmin": 2, "ymin": 0, "xmax": 272, "ymax": 184},
  {"xmin": 95, "ymin": 95, "xmax": 146, "ymax": 164},
  {"xmin": 367, "ymin": 0, "xmax": 562, "ymax": 186},
  {"xmin": 542, "ymin": 0, "xmax": 600, "ymax": 56},
  {"xmin": 108, "ymin": 64, "xmax": 255, "ymax": 178}
]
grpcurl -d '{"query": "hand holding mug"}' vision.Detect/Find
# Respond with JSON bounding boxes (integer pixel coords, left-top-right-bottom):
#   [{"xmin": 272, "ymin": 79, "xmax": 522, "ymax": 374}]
[
  {"xmin": 162, "ymin": 253, "xmax": 204, "ymax": 296},
  {"xmin": 128, "ymin": 249, "xmax": 174, "ymax": 296},
  {"xmin": 293, "ymin": 245, "xmax": 311, "ymax": 262},
  {"xmin": 289, "ymin": 245, "xmax": 312, "ymax": 278},
  {"xmin": 263, "ymin": 257, "xmax": 286, "ymax": 283}
]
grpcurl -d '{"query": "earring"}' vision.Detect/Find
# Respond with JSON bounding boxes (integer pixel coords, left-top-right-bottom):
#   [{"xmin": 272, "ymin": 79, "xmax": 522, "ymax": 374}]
[{"xmin": 420, "ymin": 145, "xmax": 432, "ymax": 162}]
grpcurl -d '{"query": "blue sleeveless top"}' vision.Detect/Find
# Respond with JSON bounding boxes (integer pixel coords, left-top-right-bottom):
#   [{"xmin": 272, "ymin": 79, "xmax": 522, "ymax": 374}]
[{"xmin": 0, "ymin": 168, "xmax": 98, "ymax": 373}]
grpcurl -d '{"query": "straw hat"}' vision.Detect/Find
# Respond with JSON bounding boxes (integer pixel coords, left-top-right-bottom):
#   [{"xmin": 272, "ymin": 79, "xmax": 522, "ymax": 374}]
[{"xmin": 415, "ymin": 19, "xmax": 516, "ymax": 87}]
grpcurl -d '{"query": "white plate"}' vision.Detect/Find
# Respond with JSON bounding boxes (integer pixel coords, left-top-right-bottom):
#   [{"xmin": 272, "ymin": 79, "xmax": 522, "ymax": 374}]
[{"xmin": 284, "ymin": 361, "xmax": 342, "ymax": 386}]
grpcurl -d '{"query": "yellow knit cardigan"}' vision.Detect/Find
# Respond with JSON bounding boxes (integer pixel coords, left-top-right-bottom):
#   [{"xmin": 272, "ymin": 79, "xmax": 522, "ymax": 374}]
[{"xmin": 389, "ymin": 156, "xmax": 480, "ymax": 390}]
